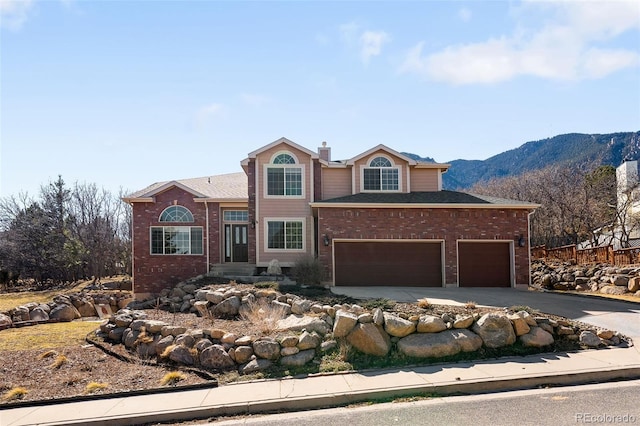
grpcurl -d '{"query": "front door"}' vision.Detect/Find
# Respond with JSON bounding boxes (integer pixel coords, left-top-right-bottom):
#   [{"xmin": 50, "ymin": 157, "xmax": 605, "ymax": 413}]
[{"xmin": 225, "ymin": 224, "xmax": 248, "ymax": 262}]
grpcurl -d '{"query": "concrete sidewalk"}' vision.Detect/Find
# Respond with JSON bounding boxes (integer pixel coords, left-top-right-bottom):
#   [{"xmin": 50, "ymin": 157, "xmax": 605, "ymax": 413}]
[{"xmin": 3, "ymin": 344, "xmax": 640, "ymax": 426}]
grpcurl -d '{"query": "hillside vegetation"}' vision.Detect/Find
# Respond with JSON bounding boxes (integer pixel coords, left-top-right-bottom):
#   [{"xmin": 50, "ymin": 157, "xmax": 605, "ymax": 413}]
[{"xmin": 405, "ymin": 131, "xmax": 640, "ymax": 189}]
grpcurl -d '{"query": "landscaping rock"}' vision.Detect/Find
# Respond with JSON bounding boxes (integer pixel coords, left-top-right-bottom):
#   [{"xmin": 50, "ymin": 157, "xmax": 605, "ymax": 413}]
[
  {"xmin": 333, "ymin": 310, "xmax": 358, "ymax": 337},
  {"xmin": 383, "ymin": 313, "xmax": 416, "ymax": 337},
  {"xmin": 168, "ymin": 345, "xmax": 195, "ymax": 365},
  {"xmin": 252, "ymin": 338, "xmax": 281, "ymax": 360},
  {"xmin": 29, "ymin": 307, "xmax": 49, "ymax": 322},
  {"xmin": 472, "ymin": 313, "xmax": 516, "ymax": 348},
  {"xmin": 519, "ymin": 327, "xmax": 554, "ymax": 347},
  {"xmin": 297, "ymin": 330, "xmax": 321, "ymax": 350},
  {"xmin": 580, "ymin": 331, "xmax": 602, "ymax": 347},
  {"xmin": 49, "ymin": 303, "xmax": 81, "ymax": 322},
  {"xmin": 280, "ymin": 349, "xmax": 315, "ymax": 367},
  {"xmin": 200, "ymin": 344, "xmax": 235, "ymax": 369},
  {"xmin": 508, "ymin": 313, "xmax": 531, "ymax": 336},
  {"xmin": 600, "ymin": 286, "xmax": 628, "ymax": 295},
  {"xmin": 233, "ymin": 346, "xmax": 254, "ymax": 364},
  {"xmin": 213, "ymin": 296, "xmax": 241, "ymax": 317},
  {"xmin": 347, "ymin": 323, "xmax": 391, "ymax": 356},
  {"xmin": 417, "ymin": 315, "xmax": 447, "ymax": 333},
  {"xmin": 452, "ymin": 314, "xmax": 474, "ymax": 329},
  {"xmin": 276, "ymin": 314, "xmax": 330, "ymax": 335},
  {"xmin": 240, "ymin": 358, "xmax": 272, "ymax": 374},
  {"xmin": 628, "ymin": 277, "xmax": 640, "ymax": 293},
  {"xmin": 397, "ymin": 329, "xmax": 482, "ymax": 358}
]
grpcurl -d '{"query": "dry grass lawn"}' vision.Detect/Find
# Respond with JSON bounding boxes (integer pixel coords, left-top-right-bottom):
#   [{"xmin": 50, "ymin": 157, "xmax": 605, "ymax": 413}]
[{"xmin": 0, "ymin": 321, "xmax": 102, "ymax": 351}]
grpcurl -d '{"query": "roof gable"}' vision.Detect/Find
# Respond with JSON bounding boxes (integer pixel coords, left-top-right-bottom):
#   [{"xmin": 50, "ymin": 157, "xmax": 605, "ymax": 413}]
[
  {"xmin": 246, "ymin": 137, "xmax": 319, "ymax": 160},
  {"xmin": 346, "ymin": 144, "xmax": 417, "ymax": 166}
]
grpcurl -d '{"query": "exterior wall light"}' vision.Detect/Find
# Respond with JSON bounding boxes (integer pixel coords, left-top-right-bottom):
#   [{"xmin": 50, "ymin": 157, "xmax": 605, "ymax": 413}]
[
  {"xmin": 323, "ymin": 234, "xmax": 330, "ymax": 246},
  {"xmin": 518, "ymin": 235, "xmax": 526, "ymax": 247}
]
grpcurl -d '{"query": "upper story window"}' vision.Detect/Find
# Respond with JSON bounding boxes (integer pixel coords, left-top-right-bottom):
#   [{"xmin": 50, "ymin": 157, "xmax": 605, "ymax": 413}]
[
  {"xmin": 363, "ymin": 156, "xmax": 399, "ymax": 191},
  {"xmin": 266, "ymin": 151, "xmax": 303, "ymax": 197},
  {"xmin": 159, "ymin": 205, "xmax": 194, "ymax": 222}
]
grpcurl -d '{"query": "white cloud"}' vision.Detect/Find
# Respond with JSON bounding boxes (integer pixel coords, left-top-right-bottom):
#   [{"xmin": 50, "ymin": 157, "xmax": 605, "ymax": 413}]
[
  {"xmin": 0, "ymin": 0, "xmax": 34, "ymax": 31},
  {"xmin": 400, "ymin": 0, "xmax": 640, "ymax": 84},
  {"xmin": 458, "ymin": 7, "xmax": 472, "ymax": 23},
  {"xmin": 340, "ymin": 21, "xmax": 390, "ymax": 65},
  {"xmin": 360, "ymin": 30, "xmax": 390, "ymax": 64},
  {"xmin": 195, "ymin": 103, "xmax": 225, "ymax": 127}
]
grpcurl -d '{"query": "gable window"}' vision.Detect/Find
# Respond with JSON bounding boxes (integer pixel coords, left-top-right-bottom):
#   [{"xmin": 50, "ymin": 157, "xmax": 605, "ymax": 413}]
[
  {"xmin": 363, "ymin": 156, "xmax": 399, "ymax": 191},
  {"xmin": 159, "ymin": 205, "xmax": 194, "ymax": 222},
  {"xmin": 267, "ymin": 220, "xmax": 303, "ymax": 250},
  {"xmin": 152, "ymin": 205, "xmax": 202, "ymax": 254},
  {"xmin": 266, "ymin": 152, "xmax": 303, "ymax": 197}
]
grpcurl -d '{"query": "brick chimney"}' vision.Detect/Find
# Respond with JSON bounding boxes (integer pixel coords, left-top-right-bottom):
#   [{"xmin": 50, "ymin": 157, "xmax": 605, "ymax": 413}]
[{"xmin": 318, "ymin": 141, "xmax": 331, "ymax": 161}]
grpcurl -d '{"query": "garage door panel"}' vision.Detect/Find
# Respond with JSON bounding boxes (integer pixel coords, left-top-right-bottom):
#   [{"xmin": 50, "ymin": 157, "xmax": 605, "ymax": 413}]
[
  {"xmin": 458, "ymin": 242, "xmax": 511, "ymax": 287},
  {"xmin": 335, "ymin": 241, "xmax": 442, "ymax": 287}
]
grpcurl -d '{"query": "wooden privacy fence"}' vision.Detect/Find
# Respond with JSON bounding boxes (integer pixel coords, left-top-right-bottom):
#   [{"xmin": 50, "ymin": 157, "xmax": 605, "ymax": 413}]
[{"xmin": 532, "ymin": 244, "xmax": 640, "ymax": 266}]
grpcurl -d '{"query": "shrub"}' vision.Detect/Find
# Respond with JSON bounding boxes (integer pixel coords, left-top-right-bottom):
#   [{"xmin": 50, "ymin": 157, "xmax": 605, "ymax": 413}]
[
  {"xmin": 160, "ymin": 371, "xmax": 186, "ymax": 386},
  {"xmin": 2, "ymin": 387, "xmax": 28, "ymax": 401},
  {"xmin": 84, "ymin": 382, "xmax": 108, "ymax": 394},
  {"xmin": 464, "ymin": 301, "xmax": 477, "ymax": 309},
  {"xmin": 49, "ymin": 354, "xmax": 68, "ymax": 369},
  {"xmin": 291, "ymin": 256, "xmax": 326, "ymax": 287},
  {"xmin": 417, "ymin": 298, "xmax": 430, "ymax": 308},
  {"xmin": 240, "ymin": 298, "xmax": 287, "ymax": 335}
]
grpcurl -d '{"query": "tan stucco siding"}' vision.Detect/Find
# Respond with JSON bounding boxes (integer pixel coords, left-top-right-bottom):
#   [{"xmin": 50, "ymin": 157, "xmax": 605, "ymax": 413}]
[
  {"xmin": 255, "ymin": 143, "xmax": 315, "ymax": 266},
  {"xmin": 322, "ymin": 168, "xmax": 352, "ymax": 200},
  {"xmin": 409, "ymin": 168, "xmax": 440, "ymax": 191}
]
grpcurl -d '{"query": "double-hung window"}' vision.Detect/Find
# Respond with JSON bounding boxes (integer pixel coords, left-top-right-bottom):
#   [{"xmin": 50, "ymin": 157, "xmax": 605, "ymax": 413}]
[
  {"xmin": 151, "ymin": 206, "xmax": 203, "ymax": 255},
  {"xmin": 266, "ymin": 153, "xmax": 303, "ymax": 197},
  {"xmin": 363, "ymin": 156, "xmax": 399, "ymax": 191},
  {"xmin": 267, "ymin": 219, "xmax": 303, "ymax": 250}
]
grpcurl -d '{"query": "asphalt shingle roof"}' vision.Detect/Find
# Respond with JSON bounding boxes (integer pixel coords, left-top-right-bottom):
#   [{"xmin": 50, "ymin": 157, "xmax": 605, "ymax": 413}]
[
  {"xmin": 316, "ymin": 191, "xmax": 537, "ymax": 206},
  {"xmin": 125, "ymin": 172, "xmax": 248, "ymax": 200}
]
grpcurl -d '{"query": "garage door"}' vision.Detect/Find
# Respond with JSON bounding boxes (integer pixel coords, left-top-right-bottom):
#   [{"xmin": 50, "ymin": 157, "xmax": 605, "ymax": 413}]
[
  {"xmin": 334, "ymin": 241, "xmax": 443, "ymax": 286},
  {"xmin": 458, "ymin": 241, "xmax": 511, "ymax": 287}
]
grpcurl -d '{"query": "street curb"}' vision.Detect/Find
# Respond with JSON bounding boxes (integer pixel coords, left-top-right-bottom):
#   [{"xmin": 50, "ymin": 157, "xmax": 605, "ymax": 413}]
[{"xmin": 27, "ymin": 366, "xmax": 640, "ymax": 426}]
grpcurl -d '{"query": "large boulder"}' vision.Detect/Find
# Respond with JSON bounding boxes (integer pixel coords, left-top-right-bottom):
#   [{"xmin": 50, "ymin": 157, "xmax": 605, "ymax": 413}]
[
  {"xmin": 168, "ymin": 345, "xmax": 196, "ymax": 365},
  {"xmin": 252, "ymin": 338, "xmax": 281, "ymax": 360},
  {"xmin": 347, "ymin": 323, "xmax": 391, "ymax": 356},
  {"xmin": 383, "ymin": 313, "xmax": 416, "ymax": 337},
  {"xmin": 398, "ymin": 329, "xmax": 483, "ymax": 358},
  {"xmin": 417, "ymin": 315, "xmax": 447, "ymax": 333},
  {"xmin": 276, "ymin": 314, "xmax": 330, "ymax": 335},
  {"xmin": 213, "ymin": 296, "xmax": 241, "ymax": 317},
  {"xmin": 280, "ymin": 349, "xmax": 315, "ymax": 367},
  {"xmin": 200, "ymin": 344, "xmax": 235, "ymax": 369},
  {"xmin": 333, "ymin": 310, "xmax": 358, "ymax": 337},
  {"xmin": 628, "ymin": 277, "xmax": 640, "ymax": 293},
  {"xmin": 519, "ymin": 327, "xmax": 554, "ymax": 347},
  {"xmin": 49, "ymin": 303, "xmax": 81, "ymax": 322},
  {"xmin": 472, "ymin": 313, "xmax": 516, "ymax": 348},
  {"xmin": 0, "ymin": 313, "xmax": 12, "ymax": 328},
  {"xmin": 508, "ymin": 313, "xmax": 531, "ymax": 336}
]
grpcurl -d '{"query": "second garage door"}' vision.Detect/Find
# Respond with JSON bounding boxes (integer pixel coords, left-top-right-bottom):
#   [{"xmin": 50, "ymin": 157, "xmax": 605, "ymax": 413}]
[
  {"xmin": 458, "ymin": 241, "xmax": 512, "ymax": 287},
  {"xmin": 334, "ymin": 240, "xmax": 443, "ymax": 287}
]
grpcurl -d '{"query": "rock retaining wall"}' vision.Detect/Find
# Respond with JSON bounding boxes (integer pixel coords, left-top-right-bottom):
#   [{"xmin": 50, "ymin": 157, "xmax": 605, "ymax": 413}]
[
  {"xmin": 532, "ymin": 259, "xmax": 640, "ymax": 296},
  {"xmin": 95, "ymin": 283, "xmax": 624, "ymax": 373}
]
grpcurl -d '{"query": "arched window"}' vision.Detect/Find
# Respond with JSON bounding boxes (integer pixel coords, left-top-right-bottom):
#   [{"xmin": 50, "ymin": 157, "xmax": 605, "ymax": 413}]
[
  {"xmin": 152, "ymin": 206, "xmax": 202, "ymax": 255},
  {"xmin": 363, "ymin": 156, "xmax": 399, "ymax": 191},
  {"xmin": 159, "ymin": 205, "xmax": 194, "ymax": 222},
  {"xmin": 272, "ymin": 153, "xmax": 296, "ymax": 164},
  {"xmin": 266, "ymin": 152, "xmax": 303, "ymax": 196},
  {"xmin": 369, "ymin": 156, "xmax": 392, "ymax": 168}
]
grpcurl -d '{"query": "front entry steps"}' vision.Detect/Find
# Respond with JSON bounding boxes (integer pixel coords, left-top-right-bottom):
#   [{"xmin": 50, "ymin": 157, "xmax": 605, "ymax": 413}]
[{"xmin": 208, "ymin": 264, "xmax": 297, "ymax": 285}]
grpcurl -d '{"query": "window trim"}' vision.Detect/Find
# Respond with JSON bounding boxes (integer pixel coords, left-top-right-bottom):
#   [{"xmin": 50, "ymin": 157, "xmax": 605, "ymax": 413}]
[
  {"xmin": 360, "ymin": 155, "xmax": 402, "ymax": 192},
  {"xmin": 263, "ymin": 151, "xmax": 305, "ymax": 199},
  {"xmin": 264, "ymin": 217, "xmax": 306, "ymax": 252},
  {"xmin": 150, "ymin": 226, "xmax": 204, "ymax": 255}
]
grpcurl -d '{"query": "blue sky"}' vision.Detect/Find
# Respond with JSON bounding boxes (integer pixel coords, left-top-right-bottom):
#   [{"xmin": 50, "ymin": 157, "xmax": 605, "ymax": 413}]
[{"xmin": 1, "ymin": 0, "xmax": 639, "ymax": 198}]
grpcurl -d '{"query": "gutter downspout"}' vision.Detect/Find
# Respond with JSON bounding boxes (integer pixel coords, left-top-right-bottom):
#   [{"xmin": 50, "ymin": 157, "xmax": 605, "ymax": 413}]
[
  {"xmin": 205, "ymin": 201, "xmax": 210, "ymax": 273},
  {"xmin": 527, "ymin": 210, "xmax": 535, "ymax": 287}
]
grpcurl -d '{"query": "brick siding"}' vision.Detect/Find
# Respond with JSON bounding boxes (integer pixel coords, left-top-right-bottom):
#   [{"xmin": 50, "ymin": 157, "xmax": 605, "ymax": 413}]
[{"xmin": 317, "ymin": 207, "xmax": 532, "ymax": 285}]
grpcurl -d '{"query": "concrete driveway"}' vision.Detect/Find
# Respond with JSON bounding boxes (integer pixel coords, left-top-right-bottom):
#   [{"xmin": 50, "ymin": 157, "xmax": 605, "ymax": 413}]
[{"xmin": 331, "ymin": 286, "xmax": 640, "ymax": 339}]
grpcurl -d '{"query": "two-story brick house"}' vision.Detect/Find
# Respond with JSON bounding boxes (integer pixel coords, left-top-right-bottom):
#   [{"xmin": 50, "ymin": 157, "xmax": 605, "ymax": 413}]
[{"xmin": 124, "ymin": 137, "xmax": 538, "ymax": 298}]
